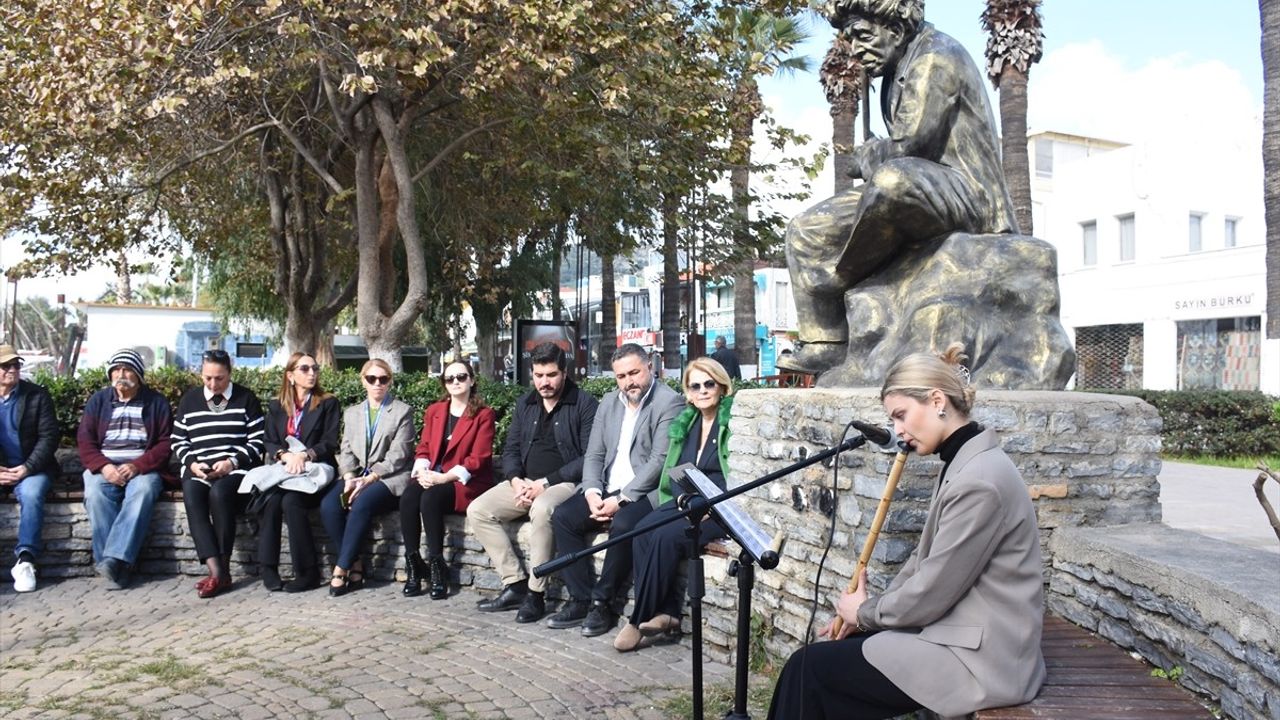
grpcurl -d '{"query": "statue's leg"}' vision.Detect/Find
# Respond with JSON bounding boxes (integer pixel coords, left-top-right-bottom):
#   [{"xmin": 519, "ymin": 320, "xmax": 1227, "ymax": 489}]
[
  {"xmin": 835, "ymin": 158, "xmax": 985, "ymax": 283},
  {"xmin": 780, "ymin": 190, "xmax": 863, "ymax": 374}
]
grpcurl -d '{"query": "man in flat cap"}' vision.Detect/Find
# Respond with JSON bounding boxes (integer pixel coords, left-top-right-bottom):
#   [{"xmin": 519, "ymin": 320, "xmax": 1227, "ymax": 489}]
[{"xmin": 0, "ymin": 345, "xmax": 58, "ymax": 592}]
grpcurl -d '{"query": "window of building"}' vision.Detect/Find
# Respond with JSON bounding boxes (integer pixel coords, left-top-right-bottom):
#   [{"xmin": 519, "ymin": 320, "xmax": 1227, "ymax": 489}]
[
  {"xmin": 236, "ymin": 342, "xmax": 266, "ymax": 358},
  {"xmin": 1188, "ymin": 213, "xmax": 1204, "ymax": 252},
  {"xmin": 1081, "ymin": 221, "xmax": 1097, "ymax": 266},
  {"xmin": 1176, "ymin": 316, "xmax": 1261, "ymax": 390},
  {"xmin": 620, "ymin": 293, "xmax": 650, "ymax": 330},
  {"xmin": 1118, "ymin": 214, "xmax": 1136, "ymax": 262},
  {"xmin": 1074, "ymin": 324, "xmax": 1143, "ymax": 390},
  {"xmin": 1224, "ymin": 217, "xmax": 1238, "ymax": 248},
  {"xmin": 1034, "ymin": 138, "xmax": 1053, "ymax": 178}
]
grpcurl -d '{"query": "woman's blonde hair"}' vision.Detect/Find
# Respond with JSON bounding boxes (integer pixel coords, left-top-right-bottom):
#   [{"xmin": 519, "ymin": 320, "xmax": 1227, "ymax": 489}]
[
  {"xmin": 683, "ymin": 357, "xmax": 734, "ymax": 398},
  {"xmin": 879, "ymin": 342, "xmax": 976, "ymax": 415},
  {"xmin": 360, "ymin": 358, "xmax": 394, "ymax": 380}
]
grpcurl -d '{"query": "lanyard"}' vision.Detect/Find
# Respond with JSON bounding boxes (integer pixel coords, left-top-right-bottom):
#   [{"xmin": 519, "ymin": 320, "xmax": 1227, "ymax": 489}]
[
  {"xmin": 288, "ymin": 393, "xmax": 310, "ymax": 438},
  {"xmin": 363, "ymin": 396, "xmax": 388, "ymax": 472}
]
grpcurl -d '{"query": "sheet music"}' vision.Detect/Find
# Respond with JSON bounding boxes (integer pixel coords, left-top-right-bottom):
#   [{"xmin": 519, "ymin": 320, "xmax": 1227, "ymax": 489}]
[{"xmin": 672, "ymin": 464, "xmax": 775, "ymax": 567}]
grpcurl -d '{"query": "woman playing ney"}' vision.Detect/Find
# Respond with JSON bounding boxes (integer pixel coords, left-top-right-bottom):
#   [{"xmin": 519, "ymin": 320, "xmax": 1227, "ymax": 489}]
[
  {"xmin": 400, "ymin": 359, "xmax": 496, "ymax": 599},
  {"xmin": 320, "ymin": 359, "xmax": 417, "ymax": 596},
  {"xmin": 767, "ymin": 343, "xmax": 1045, "ymax": 719},
  {"xmin": 613, "ymin": 356, "xmax": 734, "ymax": 652}
]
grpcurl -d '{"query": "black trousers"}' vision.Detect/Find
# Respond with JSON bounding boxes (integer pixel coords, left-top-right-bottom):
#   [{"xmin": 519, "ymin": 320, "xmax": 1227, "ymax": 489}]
[
  {"xmin": 767, "ymin": 633, "xmax": 922, "ymax": 720},
  {"xmin": 550, "ymin": 492, "xmax": 653, "ymax": 606},
  {"xmin": 182, "ymin": 476, "xmax": 244, "ymax": 563},
  {"xmin": 629, "ymin": 500, "xmax": 727, "ymax": 625},
  {"xmin": 256, "ymin": 487, "xmax": 323, "ymax": 574},
  {"xmin": 400, "ymin": 482, "xmax": 457, "ymax": 558}
]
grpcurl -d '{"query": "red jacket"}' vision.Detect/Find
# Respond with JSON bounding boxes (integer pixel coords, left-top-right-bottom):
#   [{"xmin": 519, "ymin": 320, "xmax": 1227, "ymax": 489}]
[{"xmin": 415, "ymin": 400, "xmax": 496, "ymax": 513}]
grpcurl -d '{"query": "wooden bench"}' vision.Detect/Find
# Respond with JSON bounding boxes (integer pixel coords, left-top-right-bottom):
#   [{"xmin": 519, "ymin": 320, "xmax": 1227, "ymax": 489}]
[{"xmin": 975, "ymin": 614, "xmax": 1212, "ymax": 719}]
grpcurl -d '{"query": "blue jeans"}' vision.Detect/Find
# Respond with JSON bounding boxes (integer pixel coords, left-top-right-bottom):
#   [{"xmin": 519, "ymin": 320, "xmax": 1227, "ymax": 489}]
[
  {"xmin": 12, "ymin": 472, "xmax": 51, "ymax": 560},
  {"xmin": 83, "ymin": 470, "xmax": 163, "ymax": 565},
  {"xmin": 320, "ymin": 479, "xmax": 397, "ymax": 570}
]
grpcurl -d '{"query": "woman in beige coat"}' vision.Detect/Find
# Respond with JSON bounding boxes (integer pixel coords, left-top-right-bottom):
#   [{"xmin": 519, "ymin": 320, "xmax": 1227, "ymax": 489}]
[{"xmin": 768, "ymin": 343, "xmax": 1046, "ymax": 719}]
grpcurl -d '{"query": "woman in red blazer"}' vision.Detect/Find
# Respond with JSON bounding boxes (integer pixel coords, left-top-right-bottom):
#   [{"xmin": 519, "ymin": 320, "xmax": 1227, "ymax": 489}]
[{"xmin": 400, "ymin": 358, "xmax": 495, "ymax": 599}]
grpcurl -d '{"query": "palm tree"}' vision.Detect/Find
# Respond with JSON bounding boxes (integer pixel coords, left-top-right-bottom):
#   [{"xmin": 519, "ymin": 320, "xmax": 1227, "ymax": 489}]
[
  {"xmin": 820, "ymin": 35, "xmax": 864, "ymax": 195},
  {"xmin": 981, "ymin": 0, "xmax": 1044, "ymax": 236},
  {"xmin": 1263, "ymin": 0, "xmax": 1280, "ymax": 339},
  {"xmin": 725, "ymin": 9, "xmax": 810, "ymax": 375}
]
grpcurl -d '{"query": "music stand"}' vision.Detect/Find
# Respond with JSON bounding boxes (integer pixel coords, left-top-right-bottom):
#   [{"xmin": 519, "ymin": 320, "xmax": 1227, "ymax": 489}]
[{"xmin": 670, "ymin": 464, "xmax": 779, "ymax": 720}]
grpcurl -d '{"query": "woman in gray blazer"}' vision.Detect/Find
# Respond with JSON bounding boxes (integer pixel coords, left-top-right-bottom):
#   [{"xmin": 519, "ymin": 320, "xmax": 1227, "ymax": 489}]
[
  {"xmin": 769, "ymin": 343, "xmax": 1046, "ymax": 719},
  {"xmin": 319, "ymin": 360, "xmax": 417, "ymax": 597}
]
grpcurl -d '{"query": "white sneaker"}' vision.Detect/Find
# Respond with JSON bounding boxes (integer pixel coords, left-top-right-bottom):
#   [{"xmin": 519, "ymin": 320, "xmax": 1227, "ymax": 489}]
[{"xmin": 12, "ymin": 559, "xmax": 36, "ymax": 592}]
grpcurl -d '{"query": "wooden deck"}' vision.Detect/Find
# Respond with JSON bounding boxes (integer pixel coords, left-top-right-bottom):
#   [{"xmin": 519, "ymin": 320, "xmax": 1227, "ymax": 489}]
[{"xmin": 976, "ymin": 614, "xmax": 1212, "ymax": 719}]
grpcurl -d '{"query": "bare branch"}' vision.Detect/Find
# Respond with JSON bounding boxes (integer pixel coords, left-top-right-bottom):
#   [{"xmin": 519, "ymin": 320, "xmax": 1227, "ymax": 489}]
[
  {"xmin": 1254, "ymin": 463, "xmax": 1280, "ymax": 545},
  {"xmin": 410, "ymin": 117, "xmax": 513, "ymax": 184},
  {"xmin": 135, "ymin": 121, "xmax": 277, "ymax": 193}
]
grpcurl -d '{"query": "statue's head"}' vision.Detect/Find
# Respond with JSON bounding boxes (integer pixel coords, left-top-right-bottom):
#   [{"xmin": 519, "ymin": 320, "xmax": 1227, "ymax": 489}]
[{"xmin": 828, "ymin": 0, "xmax": 924, "ymax": 77}]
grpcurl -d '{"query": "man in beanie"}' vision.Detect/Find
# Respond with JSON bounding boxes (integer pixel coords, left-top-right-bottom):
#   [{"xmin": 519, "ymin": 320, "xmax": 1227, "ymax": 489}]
[
  {"xmin": 78, "ymin": 348, "xmax": 173, "ymax": 589},
  {"xmin": 0, "ymin": 345, "xmax": 59, "ymax": 592}
]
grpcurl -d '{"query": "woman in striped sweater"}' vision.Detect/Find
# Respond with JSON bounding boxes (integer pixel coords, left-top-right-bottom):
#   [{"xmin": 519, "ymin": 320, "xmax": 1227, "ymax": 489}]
[{"xmin": 172, "ymin": 350, "xmax": 266, "ymax": 598}]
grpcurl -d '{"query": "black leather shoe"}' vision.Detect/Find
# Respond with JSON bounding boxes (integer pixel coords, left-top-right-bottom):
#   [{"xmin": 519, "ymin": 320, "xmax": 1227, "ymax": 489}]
[
  {"xmin": 403, "ymin": 552, "xmax": 426, "ymax": 597},
  {"xmin": 428, "ymin": 556, "xmax": 449, "ymax": 600},
  {"xmin": 545, "ymin": 600, "xmax": 590, "ymax": 629},
  {"xmin": 582, "ymin": 602, "xmax": 619, "ymax": 637},
  {"xmin": 477, "ymin": 584, "xmax": 527, "ymax": 612},
  {"xmin": 261, "ymin": 566, "xmax": 283, "ymax": 592},
  {"xmin": 515, "ymin": 592, "xmax": 547, "ymax": 624}
]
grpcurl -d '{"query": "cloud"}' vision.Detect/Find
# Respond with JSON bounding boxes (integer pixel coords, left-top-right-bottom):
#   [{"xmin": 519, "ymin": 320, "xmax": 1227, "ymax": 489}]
[{"xmin": 1028, "ymin": 41, "xmax": 1261, "ymax": 148}]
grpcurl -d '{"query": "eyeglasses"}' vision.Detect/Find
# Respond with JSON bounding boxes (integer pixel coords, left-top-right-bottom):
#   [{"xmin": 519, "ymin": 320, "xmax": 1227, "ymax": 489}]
[
  {"xmin": 443, "ymin": 373, "xmax": 470, "ymax": 384},
  {"xmin": 202, "ymin": 349, "xmax": 230, "ymax": 363},
  {"xmin": 294, "ymin": 364, "xmax": 319, "ymax": 374},
  {"xmin": 364, "ymin": 374, "xmax": 391, "ymax": 386},
  {"xmin": 686, "ymin": 381, "xmax": 719, "ymax": 393},
  {"xmin": 0, "ymin": 361, "xmax": 20, "ymax": 371}
]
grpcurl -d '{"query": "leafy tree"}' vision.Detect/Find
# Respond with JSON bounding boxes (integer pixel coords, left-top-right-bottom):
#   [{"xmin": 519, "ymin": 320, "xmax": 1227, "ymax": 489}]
[
  {"xmin": 982, "ymin": 0, "xmax": 1045, "ymax": 235},
  {"xmin": 820, "ymin": 35, "xmax": 864, "ymax": 195}
]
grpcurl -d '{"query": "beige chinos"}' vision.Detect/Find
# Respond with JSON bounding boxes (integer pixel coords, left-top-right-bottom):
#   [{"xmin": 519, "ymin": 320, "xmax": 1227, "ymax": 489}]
[{"xmin": 467, "ymin": 480, "xmax": 577, "ymax": 593}]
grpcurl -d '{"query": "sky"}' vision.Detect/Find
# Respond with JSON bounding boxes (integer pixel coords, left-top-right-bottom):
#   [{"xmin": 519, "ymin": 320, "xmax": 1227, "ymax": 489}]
[
  {"xmin": 757, "ymin": 0, "xmax": 1265, "ymax": 216},
  {"xmin": 2, "ymin": 1, "xmax": 1268, "ymax": 304}
]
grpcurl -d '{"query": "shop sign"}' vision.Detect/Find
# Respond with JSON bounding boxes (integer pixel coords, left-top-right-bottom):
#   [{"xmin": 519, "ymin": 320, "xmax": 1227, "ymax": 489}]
[{"xmin": 1173, "ymin": 293, "xmax": 1256, "ymax": 312}]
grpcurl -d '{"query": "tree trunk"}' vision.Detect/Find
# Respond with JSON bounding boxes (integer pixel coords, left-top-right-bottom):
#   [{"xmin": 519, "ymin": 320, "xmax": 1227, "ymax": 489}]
[
  {"xmin": 832, "ymin": 98, "xmax": 858, "ymax": 194},
  {"xmin": 731, "ymin": 81, "xmax": 758, "ymax": 376},
  {"xmin": 598, "ymin": 252, "xmax": 616, "ymax": 369},
  {"xmin": 1264, "ymin": 0, "xmax": 1280, "ymax": 338},
  {"xmin": 114, "ymin": 250, "xmax": 132, "ymax": 304},
  {"xmin": 998, "ymin": 66, "xmax": 1033, "ymax": 235},
  {"xmin": 661, "ymin": 192, "xmax": 682, "ymax": 377},
  {"xmin": 551, "ymin": 220, "xmax": 567, "ymax": 322}
]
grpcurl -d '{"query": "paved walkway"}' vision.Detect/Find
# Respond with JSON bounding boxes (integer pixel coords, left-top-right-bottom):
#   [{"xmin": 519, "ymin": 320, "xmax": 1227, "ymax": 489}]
[
  {"xmin": 1158, "ymin": 460, "xmax": 1279, "ymax": 553},
  {"xmin": 0, "ymin": 578, "xmax": 730, "ymax": 719}
]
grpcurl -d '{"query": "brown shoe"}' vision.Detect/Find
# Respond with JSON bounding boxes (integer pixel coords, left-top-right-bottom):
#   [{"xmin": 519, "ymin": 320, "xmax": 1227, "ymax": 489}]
[
  {"xmin": 613, "ymin": 623, "xmax": 643, "ymax": 652},
  {"xmin": 638, "ymin": 613, "xmax": 680, "ymax": 636}
]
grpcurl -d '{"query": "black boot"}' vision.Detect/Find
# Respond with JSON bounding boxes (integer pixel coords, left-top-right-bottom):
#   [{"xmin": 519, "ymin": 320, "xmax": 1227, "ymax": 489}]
[
  {"xmin": 402, "ymin": 552, "xmax": 427, "ymax": 597},
  {"xmin": 428, "ymin": 556, "xmax": 449, "ymax": 600}
]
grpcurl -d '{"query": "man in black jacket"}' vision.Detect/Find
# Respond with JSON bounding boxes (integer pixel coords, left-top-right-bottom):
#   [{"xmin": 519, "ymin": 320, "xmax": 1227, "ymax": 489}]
[
  {"xmin": 0, "ymin": 345, "xmax": 60, "ymax": 592},
  {"xmin": 467, "ymin": 342, "xmax": 599, "ymax": 622}
]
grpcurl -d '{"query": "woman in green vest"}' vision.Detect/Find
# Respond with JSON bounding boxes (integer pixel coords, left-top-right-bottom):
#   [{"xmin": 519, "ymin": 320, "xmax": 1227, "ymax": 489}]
[{"xmin": 613, "ymin": 356, "xmax": 734, "ymax": 652}]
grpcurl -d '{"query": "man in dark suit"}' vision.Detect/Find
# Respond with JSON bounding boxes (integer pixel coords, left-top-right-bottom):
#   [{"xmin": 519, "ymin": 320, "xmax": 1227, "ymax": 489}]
[
  {"xmin": 709, "ymin": 335, "xmax": 742, "ymax": 380},
  {"xmin": 547, "ymin": 343, "xmax": 684, "ymax": 636},
  {"xmin": 0, "ymin": 345, "xmax": 59, "ymax": 592}
]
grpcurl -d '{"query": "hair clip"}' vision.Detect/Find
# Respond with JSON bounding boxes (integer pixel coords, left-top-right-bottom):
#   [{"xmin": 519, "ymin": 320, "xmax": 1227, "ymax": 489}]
[{"xmin": 956, "ymin": 365, "xmax": 971, "ymax": 386}]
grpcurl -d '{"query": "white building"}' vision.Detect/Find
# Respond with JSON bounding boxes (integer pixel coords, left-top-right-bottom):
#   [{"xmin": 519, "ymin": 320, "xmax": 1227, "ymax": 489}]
[
  {"xmin": 1031, "ymin": 130, "xmax": 1277, "ymax": 394},
  {"xmin": 75, "ymin": 303, "xmax": 278, "ymax": 371}
]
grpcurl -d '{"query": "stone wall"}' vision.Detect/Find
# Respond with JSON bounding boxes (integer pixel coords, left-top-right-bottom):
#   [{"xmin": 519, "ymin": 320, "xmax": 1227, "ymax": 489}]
[
  {"xmin": 1047, "ymin": 524, "xmax": 1280, "ymax": 720},
  {"xmin": 699, "ymin": 388, "xmax": 1163, "ymax": 662}
]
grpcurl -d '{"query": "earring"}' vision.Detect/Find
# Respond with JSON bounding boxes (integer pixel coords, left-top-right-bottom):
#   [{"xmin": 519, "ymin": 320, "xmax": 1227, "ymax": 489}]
[{"xmin": 937, "ymin": 408, "xmax": 946, "ymax": 418}]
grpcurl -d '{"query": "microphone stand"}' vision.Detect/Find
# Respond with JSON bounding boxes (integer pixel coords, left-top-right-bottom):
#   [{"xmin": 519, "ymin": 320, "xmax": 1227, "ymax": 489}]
[{"xmin": 533, "ymin": 433, "xmax": 870, "ymax": 720}]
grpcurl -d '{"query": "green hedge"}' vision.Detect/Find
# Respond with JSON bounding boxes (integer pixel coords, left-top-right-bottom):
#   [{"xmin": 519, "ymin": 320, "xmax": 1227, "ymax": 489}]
[
  {"xmin": 34, "ymin": 367, "xmax": 700, "ymax": 454},
  {"xmin": 1102, "ymin": 389, "xmax": 1280, "ymax": 458}
]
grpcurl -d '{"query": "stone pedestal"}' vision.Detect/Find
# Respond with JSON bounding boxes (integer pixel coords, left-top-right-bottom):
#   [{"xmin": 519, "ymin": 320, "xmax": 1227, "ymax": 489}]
[{"xmin": 699, "ymin": 388, "xmax": 1162, "ymax": 662}]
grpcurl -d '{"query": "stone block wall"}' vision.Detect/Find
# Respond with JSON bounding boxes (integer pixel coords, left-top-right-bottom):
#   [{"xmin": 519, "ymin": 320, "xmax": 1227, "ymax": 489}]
[
  {"xmin": 700, "ymin": 388, "xmax": 1163, "ymax": 662},
  {"xmin": 1047, "ymin": 524, "xmax": 1280, "ymax": 720}
]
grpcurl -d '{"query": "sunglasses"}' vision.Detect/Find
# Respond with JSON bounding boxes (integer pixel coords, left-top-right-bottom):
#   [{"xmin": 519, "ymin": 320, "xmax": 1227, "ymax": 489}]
[
  {"xmin": 0, "ymin": 361, "xmax": 20, "ymax": 371},
  {"xmin": 202, "ymin": 349, "xmax": 230, "ymax": 362},
  {"xmin": 686, "ymin": 380, "xmax": 719, "ymax": 392},
  {"xmin": 364, "ymin": 374, "xmax": 391, "ymax": 386},
  {"xmin": 443, "ymin": 373, "xmax": 471, "ymax": 384},
  {"xmin": 294, "ymin": 364, "xmax": 319, "ymax": 374}
]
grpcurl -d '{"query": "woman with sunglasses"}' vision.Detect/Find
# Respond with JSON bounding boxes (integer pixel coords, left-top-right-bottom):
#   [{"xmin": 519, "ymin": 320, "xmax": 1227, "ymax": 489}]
[
  {"xmin": 319, "ymin": 360, "xmax": 416, "ymax": 596},
  {"xmin": 240, "ymin": 352, "xmax": 340, "ymax": 593},
  {"xmin": 400, "ymin": 358, "xmax": 495, "ymax": 599},
  {"xmin": 613, "ymin": 356, "xmax": 734, "ymax": 652},
  {"xmin": 172, "ymin": 349, "xmax": 265, "ymax": 598}
]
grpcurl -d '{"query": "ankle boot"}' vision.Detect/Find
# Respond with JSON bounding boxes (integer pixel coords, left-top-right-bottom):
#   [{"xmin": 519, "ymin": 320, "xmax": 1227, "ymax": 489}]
[
  {"xmin": 402, "ymin": 552, "xmax": 427, "ymax": 597},
  {"xmin": 428, "ymin": 555, "xmax": 449, "ymax": 600}
]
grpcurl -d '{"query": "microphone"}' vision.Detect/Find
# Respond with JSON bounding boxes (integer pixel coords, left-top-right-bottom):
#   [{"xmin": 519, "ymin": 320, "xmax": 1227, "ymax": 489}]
[{"xmin": 849, "ymin": 420, "xmax": 906, "ymax": 453}]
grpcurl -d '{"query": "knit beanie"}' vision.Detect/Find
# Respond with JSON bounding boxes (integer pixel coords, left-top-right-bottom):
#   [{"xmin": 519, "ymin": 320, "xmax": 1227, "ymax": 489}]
[{"xmin": 107, "ymin": 348, "xmax": 146, "ymax": 383}]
